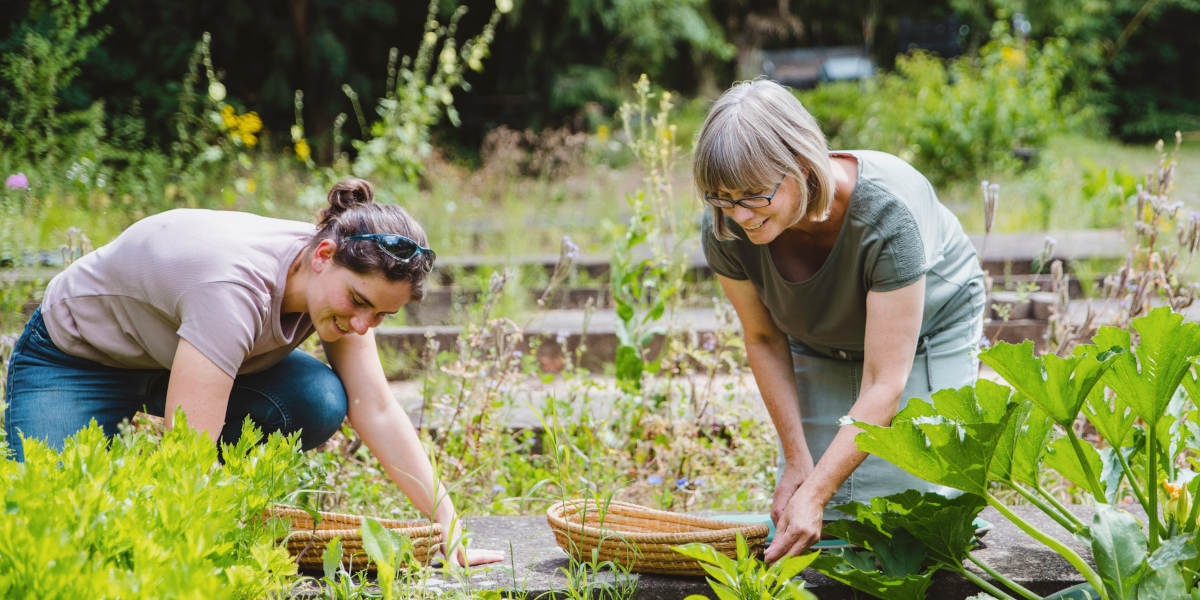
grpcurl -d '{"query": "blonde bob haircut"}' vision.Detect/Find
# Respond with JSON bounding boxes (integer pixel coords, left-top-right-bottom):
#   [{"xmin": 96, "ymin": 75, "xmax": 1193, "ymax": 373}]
[{"xmin": 693, "ymin": 79, "xmax": 835, "ymax": 241}]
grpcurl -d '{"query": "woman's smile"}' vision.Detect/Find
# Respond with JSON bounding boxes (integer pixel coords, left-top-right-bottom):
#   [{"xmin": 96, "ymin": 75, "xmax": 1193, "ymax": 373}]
[{"xmin": 744, "ymin": 217, "xmax": 768, "ymax": 231}]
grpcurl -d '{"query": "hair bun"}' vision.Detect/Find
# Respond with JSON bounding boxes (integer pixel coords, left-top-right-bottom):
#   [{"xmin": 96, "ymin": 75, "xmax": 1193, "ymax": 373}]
[{"xmin": 320, "ymin": 178, "xmax": 375, "ymax": 226}]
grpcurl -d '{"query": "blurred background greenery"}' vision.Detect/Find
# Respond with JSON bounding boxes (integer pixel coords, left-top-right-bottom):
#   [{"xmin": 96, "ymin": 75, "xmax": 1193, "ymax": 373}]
[{"xmin": 1, "ymin": 0, "xmax": 1198, "ymax": 267}]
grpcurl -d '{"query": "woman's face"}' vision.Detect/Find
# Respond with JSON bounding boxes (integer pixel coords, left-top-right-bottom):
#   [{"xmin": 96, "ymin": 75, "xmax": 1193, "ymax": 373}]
[
  {"xmin": 307, "ymin": 241, "xmax": 412, "ymax": 342},
  {"xmin": 716, "ymin": 174, "xmax": 805, "ymax": 244}
]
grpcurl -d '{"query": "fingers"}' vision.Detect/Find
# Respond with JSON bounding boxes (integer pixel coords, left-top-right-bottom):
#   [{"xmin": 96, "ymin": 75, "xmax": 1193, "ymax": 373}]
[
  {"xmin": 764, "ymin": 521, "xmax": 819, "ymax": 563},
  {"xmin": 463, "ymin": 548, "xmax": 506, "ymax": 566}
]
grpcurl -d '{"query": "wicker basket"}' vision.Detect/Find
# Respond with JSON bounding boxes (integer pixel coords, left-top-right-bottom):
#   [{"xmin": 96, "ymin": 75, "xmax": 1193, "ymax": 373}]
[
  {"xmin": 269, "ymin": 504, "xmax": 442, "ymax": 572},
  {"xmin": 546, "ymin": 499, "xmax": 770, "ymax": 576}
]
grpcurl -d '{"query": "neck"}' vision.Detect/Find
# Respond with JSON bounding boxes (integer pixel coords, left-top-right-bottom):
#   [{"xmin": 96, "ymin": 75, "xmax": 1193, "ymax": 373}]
[
  {"xmin": 281, "ymin": 248, "xmax": 310, "ymax": 314},
  {"xmin": 779, "ymin": 156, "xmax": 857, "ymax": 246}
]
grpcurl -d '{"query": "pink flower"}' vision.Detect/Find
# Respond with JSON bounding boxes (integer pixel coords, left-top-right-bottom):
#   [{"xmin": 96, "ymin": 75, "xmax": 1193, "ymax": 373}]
[{"xmin": 5, "ymin": 173, "xmax": 29, "ymax": 190}]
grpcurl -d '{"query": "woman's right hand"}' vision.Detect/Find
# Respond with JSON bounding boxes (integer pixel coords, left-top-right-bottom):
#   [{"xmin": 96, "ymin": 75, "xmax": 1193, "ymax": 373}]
[{"xmin": 771, "ymin": 458, "xmax": 814, "ymax": 524}]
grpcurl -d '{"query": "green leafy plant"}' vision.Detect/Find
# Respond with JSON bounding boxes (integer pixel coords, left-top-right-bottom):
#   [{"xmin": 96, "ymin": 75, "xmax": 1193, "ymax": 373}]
[
  {"xmin": 349, "ymin": 0, "xmax": 506, "ymax": 182},
  {"xmin": 360, "ymin": 517, "xmax": 420, "ymax": 600},
  {"xmin": 674, "ymin": 533, "xmax": 818, "ymax": 600},
  {"xmin": 846, "ymin": 306, "xmax": 1200, "ymax": 599},
  {"xmin": 0, "ymin": 415, "xmax": 303, "ymax": 599},
  {"xmin": 609, "ymin": 74, "xmax": 684, "ymax": 392}
]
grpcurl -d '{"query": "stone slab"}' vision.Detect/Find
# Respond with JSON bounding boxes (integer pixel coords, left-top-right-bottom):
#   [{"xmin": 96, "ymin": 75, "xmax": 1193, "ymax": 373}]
[{"xmin": 292, "ymin": 504, "xmax": 1129, "ymax": 599}]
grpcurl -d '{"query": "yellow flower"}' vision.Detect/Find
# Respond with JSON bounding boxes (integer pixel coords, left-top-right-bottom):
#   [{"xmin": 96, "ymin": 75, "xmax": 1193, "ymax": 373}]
[
  {"xmin": 221, "ymin": 104, "xmax": 237, "ymax": 129},
  {"xmin": 237, "ymin": 112, "xmax": 263, "ymax": 134},
  {"xmin": 1165, "ymin": 481, "xmax": 1184, "ymax": 499},
  {"xmin": 596, "ymin": 124, "xmax": 610, "ymax": 142},
  {"xmin": 1001, "ymin": 46, "xmax": 1026, "ymax": 68},
  {"xmin": 246, "ymin": 178, "xmax": 256, "ymax": 193},
  {"xmin": 240, "ymin": 132, "xmax": 257, "ymax": 147},
  {"xmin": 295, "ymin": 138, "xmax": 311, "ymax": 162}
]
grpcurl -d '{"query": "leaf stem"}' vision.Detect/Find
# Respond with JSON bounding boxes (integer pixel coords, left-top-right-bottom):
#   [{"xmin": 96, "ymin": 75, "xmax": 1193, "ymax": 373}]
[
  {"xmin": 966, "ymin": 554, "xmax": 1042, "ymax": 600},
  {"xmin": 985, "ymin": 492, "xmax": 1107, "ymax": 599},
  {"xmin": 1008, "ymin": 481, "xmax": 1081, "ymax": 533},
  {"xmin": 1146, "ymin": 425, "xmax": 1160, "ymax": 551},
  {"xmin": 958, "ymin": 565, "xmax": 1022, "ymax": 600},
  {"xmin": 1065, "ymin": 426, "xmax": 1106, "ymax": 501},
  {"xmin": 1112, "ymin": 446, "xmax": 1151, "ymax": 516},
  {"xmin": 1032, "ymin": 483, "xmax": 1086, "ymax": 532}
]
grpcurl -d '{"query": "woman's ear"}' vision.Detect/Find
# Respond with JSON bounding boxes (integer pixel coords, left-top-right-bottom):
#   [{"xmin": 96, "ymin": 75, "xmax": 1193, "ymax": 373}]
[{"xmin": 311, "ymin": 239, "xmax": 337, "ymax": 272}]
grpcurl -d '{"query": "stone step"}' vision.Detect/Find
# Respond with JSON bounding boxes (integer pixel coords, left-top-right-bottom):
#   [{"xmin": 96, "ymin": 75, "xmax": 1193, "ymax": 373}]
[
  {"xmin": 391, "ymin": 373, "xmax": 768, "ymax": 435},
  {"xmin": 402, "ymin": 273, "xmax": 1087, "ymax": 326},
  {"xmin": 289, "ymin": 504, "xmax": 1115, "ymax": 599},
  {"xmin": 379, "ymin": 307, "xmax": 1052, "ymax": 376},
  {"xmin": 425, "ymin": 230, "xmax": 1124, "ymax": 285}
]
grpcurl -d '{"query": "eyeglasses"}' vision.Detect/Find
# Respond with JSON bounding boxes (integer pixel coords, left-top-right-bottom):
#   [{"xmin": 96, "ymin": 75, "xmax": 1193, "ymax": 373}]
[
  {"xmin": 703, "ymin": 173, "xmax": 787, "ymax": 209},
  {"xmin": 346, "ymin": 234, "xmax": 437, "ymax": 272}
]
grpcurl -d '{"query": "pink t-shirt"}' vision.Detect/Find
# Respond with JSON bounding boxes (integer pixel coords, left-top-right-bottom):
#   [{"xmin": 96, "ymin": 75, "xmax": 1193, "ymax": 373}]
[{"xmin": 41, "ymin": 209, "xmax": 316, "ymax": 378}]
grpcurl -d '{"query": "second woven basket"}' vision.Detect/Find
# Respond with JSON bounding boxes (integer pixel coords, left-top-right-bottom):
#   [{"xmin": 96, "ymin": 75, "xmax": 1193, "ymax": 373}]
[
  {"xmin": 269, "ymin": 504, "xmax": 442, "ymax": 572},
  {"xmin": 546, "ymin": 499, "xmax": 770, "ymax": 576}
]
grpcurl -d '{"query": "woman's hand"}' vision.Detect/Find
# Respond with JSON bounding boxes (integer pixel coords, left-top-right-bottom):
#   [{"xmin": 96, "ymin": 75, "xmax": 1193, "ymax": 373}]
[
  {"xmin": 770, "ymin": 458, "xmax": 814, "ymax": 525},
  {"xmin": 448, "ymin": 546, "xmax": 506, "ymax": 567},
  {"xmin": 765, "ymin": 490, "xmax": 824, "ymax": 562}
]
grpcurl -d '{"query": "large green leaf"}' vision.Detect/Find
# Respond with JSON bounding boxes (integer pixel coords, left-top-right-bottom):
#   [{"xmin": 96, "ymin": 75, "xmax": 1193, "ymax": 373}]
[
  {"xmin": 854, "ymin": 414, "xmax": 1013, "ymax": 495},
  {"xmin": 1096, "ymin": 308, "xmax": 1200, "ymax": 427},
  {"xmin": 1044, "ymin": 436, "xmax": 1104, "ymax": 495},
  {"xmin": 1135, "ymin": 567, "xmax": 1187, "ymax": 600},
  {"xmin": 1083, "ymin": 385, "xmax": 1136, "ymax": 448},
  {"xmin": 989, "ymin": 400, "xmax": 1054, "ymax": 487},
  {"xmin": 830, "ymin": 490, "xmax": 985, "ymax": 569},
  {"xmin": 810, "ymin": 552, "xmax": 934, "ymax": 600},
  {"xmin": 853, "ymin": 383, "xmax": 1017, "ymax": 494},
  {"xmin": 1091, "ymin": 505, "xmax": 1148, "ymax": 600},
  {"xmin": 981, "ymin": 341, "xmax": 1120, "ymax": 427}
]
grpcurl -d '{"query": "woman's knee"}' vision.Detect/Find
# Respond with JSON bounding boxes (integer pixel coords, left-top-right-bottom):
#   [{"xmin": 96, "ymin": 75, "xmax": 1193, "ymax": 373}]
[
  {"xmin": 293, "ymin": 367, "xmax": 348, "ymax": 449},
  {"xmin": 254, "ymin": 351, "xmax": 348, "ymax": 450}
]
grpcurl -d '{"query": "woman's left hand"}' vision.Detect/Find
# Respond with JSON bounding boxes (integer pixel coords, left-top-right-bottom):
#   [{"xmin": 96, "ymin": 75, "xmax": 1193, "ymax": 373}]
[
  {"xmin": 764, "ymin": 492, "xmax": 824, "ymax": 562},
  {"xmin": 450, "ymin": 546, "xmax": 506, "ymax": 567}
]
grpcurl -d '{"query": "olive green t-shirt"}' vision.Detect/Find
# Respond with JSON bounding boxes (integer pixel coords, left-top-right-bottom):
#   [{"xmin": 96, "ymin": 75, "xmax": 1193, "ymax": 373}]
[{"xmin": 701, "ymin": 150, "xmax": 983, "ymax": 358}]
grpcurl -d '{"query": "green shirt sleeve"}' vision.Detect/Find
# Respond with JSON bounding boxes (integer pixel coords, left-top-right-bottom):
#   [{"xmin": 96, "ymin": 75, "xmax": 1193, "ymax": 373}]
[
  {"xmin": 860, "ymin": 184, "xmax": 929, "ymax": 292},
  {"xmin": 700, "ymin": 213, "xmax": 749, "ymax": 281}
]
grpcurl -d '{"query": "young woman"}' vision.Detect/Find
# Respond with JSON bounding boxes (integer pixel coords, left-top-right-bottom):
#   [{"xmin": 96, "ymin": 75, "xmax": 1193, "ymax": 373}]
[
  {"xmin": 694, "ymin": 80, "xmax": 985, "ymax": 561},
  {"xmin": 3, "ymin": 178, "xmax": 502, "ymax": 566}
]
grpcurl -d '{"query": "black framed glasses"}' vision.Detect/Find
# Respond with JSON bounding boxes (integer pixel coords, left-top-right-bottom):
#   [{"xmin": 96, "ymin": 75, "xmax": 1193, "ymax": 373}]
[
  {"xmin": 346, "ymin": 234, "xmax": 437, "ymax": 272},
  {"xmin": 703, "ymin": 173, "xmax": 787, "ymax": 209}
]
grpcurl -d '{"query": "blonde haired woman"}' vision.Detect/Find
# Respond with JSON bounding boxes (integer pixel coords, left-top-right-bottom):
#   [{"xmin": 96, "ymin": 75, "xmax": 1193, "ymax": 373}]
[{"xmin": 695, "ymin": 79, "xmax": 985, "ymax": 560}]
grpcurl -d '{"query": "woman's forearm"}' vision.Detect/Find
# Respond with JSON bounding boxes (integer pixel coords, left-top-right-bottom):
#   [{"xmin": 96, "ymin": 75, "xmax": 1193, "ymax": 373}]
[
  {"xmin": 800, "ymin": 382, "xmax": 900, "ymax": 505},
  {"xmin": 744, "ymin": 334, "xmax": 811, "ymax": 465},
  {"xmin": 349, "ymin": 399, "xmax": 457, "ymax": 527}
]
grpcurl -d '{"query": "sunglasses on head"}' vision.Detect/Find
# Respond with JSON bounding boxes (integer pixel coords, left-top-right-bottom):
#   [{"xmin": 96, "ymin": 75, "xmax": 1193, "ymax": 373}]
[{"xmin": 346, "ymin": 233, "xmax": 437, "ymax": 272}]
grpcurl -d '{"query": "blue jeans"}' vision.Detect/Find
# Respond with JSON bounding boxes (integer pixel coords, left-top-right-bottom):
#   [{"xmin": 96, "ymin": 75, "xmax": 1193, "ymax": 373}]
[{"xmin": 4, "ymin": 309, "xmax": 347, "ymax": 461}]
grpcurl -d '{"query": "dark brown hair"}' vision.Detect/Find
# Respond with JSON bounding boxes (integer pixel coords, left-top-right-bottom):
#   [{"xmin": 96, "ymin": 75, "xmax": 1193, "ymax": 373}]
[{"xmin": 311, "ymin": 178, "xmax": 431, "ymax": 301}]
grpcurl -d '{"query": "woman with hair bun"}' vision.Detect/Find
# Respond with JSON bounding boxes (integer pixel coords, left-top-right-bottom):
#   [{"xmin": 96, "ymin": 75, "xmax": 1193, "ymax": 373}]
[
  {"xmin": 3, "ymin": 178, "xmax": 502, "ymax": 566},
  {"xmin": 694, "ymin": 80, "xmax": 985, "ymax": 561}
]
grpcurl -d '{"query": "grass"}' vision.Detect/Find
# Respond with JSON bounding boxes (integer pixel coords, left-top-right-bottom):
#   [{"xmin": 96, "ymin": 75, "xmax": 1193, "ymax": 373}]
[{"xmin": 940, "ymin": 133, "xmax": 1200, "ymax": 233}]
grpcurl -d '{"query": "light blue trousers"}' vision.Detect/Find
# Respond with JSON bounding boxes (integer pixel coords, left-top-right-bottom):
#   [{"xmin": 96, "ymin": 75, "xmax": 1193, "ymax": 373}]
[{"xmin": 782, "ymin": 312, "xmax": 984, "ymax": 519}]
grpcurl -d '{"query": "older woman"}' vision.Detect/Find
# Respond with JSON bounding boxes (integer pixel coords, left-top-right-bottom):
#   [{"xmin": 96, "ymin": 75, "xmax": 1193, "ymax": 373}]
[
  {"xmin": 4, "ymin": 178, "xmax": 502, "ymax": 566},
  {"xmin": 694, "ymin": 79, "xmax": 985, "ymax": 560}
]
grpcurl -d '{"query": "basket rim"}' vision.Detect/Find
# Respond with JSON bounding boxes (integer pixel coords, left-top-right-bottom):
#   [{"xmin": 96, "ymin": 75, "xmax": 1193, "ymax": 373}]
[
  {"xmin": 268, "ymin": 503, "xmax": 438, "ymax": 530},
  {"xmin": 546, "ymin": 498, "xmax": 770, "ymax": 544}
]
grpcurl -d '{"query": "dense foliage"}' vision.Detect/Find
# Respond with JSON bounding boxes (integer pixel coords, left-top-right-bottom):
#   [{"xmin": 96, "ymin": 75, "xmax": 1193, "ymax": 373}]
[
  {"xmin": 0, "ymin": 418, "xmax": 304, "ymax": 599},
  {"xmin": 800, "ymin": 25, "xmax": 1077, "ymax": 184},
  {"xmin": 850, "ymin": 308, "xmax": 1200, "ymax": 599}
]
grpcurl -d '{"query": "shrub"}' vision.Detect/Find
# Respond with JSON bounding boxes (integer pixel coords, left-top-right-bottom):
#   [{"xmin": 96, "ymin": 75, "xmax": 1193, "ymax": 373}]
[
  {"xmin": 0, "ymin": 418, "xmax": 303, "ymax": 599},
  {"xmin": 801, "ymin": 23, "xmax": 1079, "ymax": 184}
]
